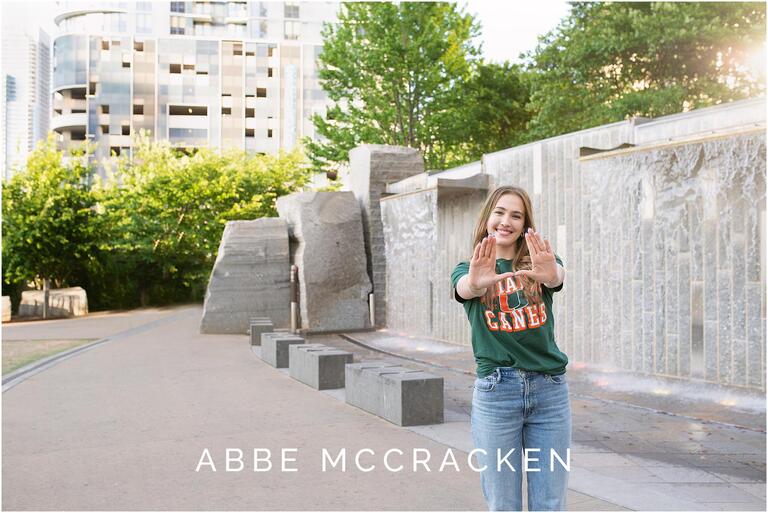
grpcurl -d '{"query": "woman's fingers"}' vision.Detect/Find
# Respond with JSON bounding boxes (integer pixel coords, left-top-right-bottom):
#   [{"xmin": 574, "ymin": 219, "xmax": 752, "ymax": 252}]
[
  {"xmin": 544, "ymin": 238, "xmax": 553, "ymax": 255},
  {"xmin": 529, "ymin": 229, "xmax": 544, "ymax": 254},
  {"xmin": 483, "ymin": 235, "xmax": 493, "ymax": 259},
  {"xmin": 524, "ymin": 230, "xmax": 537, "ymax": 257},
  {"xmin": 513, "ymin": 269, "xmax": 541, "ymax": 281},
  {"xmin": 472, "ymin": 240, "xmax": 481, "ymax": 262}
]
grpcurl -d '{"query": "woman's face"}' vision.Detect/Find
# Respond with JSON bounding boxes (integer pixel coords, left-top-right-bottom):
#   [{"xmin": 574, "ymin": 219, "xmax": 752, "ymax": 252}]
[{"xmin": 486, "ymin": 193, "xmax": 526, "ymax": 251}]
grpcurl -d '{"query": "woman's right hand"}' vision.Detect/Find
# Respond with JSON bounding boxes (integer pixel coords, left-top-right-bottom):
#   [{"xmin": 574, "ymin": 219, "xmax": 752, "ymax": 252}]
[{"xmin": 468, "ymin": 236, "xmax": 517, "ymax": 292}]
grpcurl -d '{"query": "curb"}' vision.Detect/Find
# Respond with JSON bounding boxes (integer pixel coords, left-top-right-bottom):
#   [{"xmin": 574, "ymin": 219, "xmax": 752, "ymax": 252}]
[{"xmin": 2, "ymin": 308, "xmax": 197, "ymax": 393}]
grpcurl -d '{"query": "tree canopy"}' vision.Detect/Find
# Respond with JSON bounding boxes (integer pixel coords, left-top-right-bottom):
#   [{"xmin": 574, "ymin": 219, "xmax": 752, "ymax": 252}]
[{"xmin": 522, "ymin": 1, "xmax": 766, "ymax": 141}]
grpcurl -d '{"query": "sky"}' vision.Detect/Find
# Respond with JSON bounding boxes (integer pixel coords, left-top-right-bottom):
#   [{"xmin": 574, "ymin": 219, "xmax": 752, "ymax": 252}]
[
  {"xmin": 461, "ymin": 0, "xmax": 572, "ymax": 64},
  {"xmin": 2, "ymin": 0, "xmax": 573, "ymax": 65}
]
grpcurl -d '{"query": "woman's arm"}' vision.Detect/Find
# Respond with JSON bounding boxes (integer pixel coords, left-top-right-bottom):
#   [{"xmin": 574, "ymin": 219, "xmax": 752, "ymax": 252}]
[
  {"xmin": 542, "ymin": 264, "xmax": 565, "ymax": 289},
  {"xmin": 456, "ymin": 274, "xmax": 487, "ymax": 300}
]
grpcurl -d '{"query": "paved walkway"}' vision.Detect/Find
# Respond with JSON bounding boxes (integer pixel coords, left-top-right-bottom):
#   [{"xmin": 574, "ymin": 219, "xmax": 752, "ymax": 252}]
[{"xmin": 2, "ymin": 306, "xmax": 765, "ymax": 510}]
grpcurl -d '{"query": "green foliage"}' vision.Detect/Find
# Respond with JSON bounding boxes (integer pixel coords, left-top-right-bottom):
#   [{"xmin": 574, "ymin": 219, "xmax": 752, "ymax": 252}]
[
  {"xmin": 304, "ymin": 1, "xmax": 485, "ymax": 173},
  {"xmin": 2, "ymin": 135, "xmax": 98, "ymax": 290},
  {"xmin": 457, "ymin": 61, "xmax": 533, "ymax": 157},
  {"xmin": 3, "ymin": 131, "xmax": 314, "ymax": 310},
  {"xmin": 522, "ymin": 2, "xmax": 766, "ymax": 141}
]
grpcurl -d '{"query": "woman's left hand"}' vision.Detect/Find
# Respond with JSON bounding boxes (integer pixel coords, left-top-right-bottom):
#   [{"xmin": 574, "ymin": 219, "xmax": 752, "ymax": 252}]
[{"xmin": 512, "ymin": 228, "xmax": 558, "ymax": 284}]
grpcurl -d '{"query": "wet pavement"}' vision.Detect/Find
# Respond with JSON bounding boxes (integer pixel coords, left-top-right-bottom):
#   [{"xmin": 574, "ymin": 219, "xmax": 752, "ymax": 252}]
[{"xmin": 314, "ymin": 328, "xmax": 766, "ymax": 511}]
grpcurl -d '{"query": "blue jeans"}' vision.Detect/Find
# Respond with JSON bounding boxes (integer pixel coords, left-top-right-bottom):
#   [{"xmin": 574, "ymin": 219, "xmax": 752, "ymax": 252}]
[{"xmin": 471, "ymin": 367, "xmax": 572, "ymax": 511}]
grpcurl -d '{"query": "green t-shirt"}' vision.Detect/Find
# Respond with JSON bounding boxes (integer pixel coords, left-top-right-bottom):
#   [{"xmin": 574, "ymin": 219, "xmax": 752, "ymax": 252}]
[{"xmin": 451, "ymin": 256, "xmax": 568, "ymax": 378}]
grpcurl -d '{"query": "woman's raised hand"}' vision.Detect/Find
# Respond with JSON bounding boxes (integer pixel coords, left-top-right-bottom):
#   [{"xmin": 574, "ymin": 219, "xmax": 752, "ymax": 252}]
[
  {"xmin": 513, "ymin": 228, "xmax": 558, "ymax": 284},
  {"xmin": 468, "ymin": 236, "xmax": 517, "ymax": 291}
]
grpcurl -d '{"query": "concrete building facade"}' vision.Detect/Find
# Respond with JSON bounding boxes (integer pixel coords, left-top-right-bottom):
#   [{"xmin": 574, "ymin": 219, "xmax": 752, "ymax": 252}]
[{"xmin": 50, "ymin": 1, "xmax": 338, "ymax": 176}]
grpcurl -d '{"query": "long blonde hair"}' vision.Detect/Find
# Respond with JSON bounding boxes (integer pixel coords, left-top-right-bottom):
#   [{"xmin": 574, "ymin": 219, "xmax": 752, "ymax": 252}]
[{"xmin": 471, "ymin": 186, "xmax": 542, "ymax": 308}]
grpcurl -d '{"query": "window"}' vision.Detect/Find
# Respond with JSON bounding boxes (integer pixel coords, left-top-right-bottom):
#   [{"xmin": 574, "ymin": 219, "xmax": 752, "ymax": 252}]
[
  {"xmin": 101, "ymin": 125, "xmax": 109, "ymax": 134},
  {"xmin": 267, "ymin": 129, "xmax": 273, "ymax": 138},
  {"xmin": 222, "ymin": 107, "xmax": 231, "ymax": 115},
  {"xmin": 122, "ymin": 125, "xmax": 130, "ymax": 136},
  {"xmin": 101, "ymin": 40, "xmax": 110, "ymax": 50},
  {"xmin": 133, "ymin": 104, "xmax": 144, "ymax": 115},
  {"xmin": 170, "ymin": 63, "xmax": 182, "ymax": 73},
  {"xmin": 233, "ymin": 43, "xmax": 243, "ymax": 56},
  {"xmin": 256, "ymin": 88, "xmax": 266, "ymax": 98},
  {"xmin": 134, "ymin": 41, "xmax": 144, "ymax": 52},
  {"xmin": 110, "ymin": 146, "xmax": 122, "ymax": 156},
  {"xmin": 169, "ymin": 105, "xmax": 207, "ymax": 116},
  {"xmin": 267, "ymin": 67, "xmax": 273, "ymax": 78},
  {"xmin": 71, "ymin": 108, "xmax": 86, "ymax": 114},
  {"xmin": 245, "ymin": 108, "xmax": 254, "ymax": 118},
  {"xmin": 284, "ymin": 20, "xmax": 299, "ymax": 40},
  {"xmin": 245, "ymin": 128, "xmax": 254, "ymax": 137},
  {"xmin": 170, "ymin": 16, "xmax": 186, "ymax": 34},
  {"xmin": 89, "ymin": 82, "xmax": 97, "ymax": 95},
  {"xmin": 267, "ymin": 46, "xmax": 275, "ymax": 57},
  {"xmin": 71, "ymin": 131, "xmax": 86, "ymax": 141},
  {"xmin": 284, "ymin": 2, "xmax": 299, "ymax": 18},
  {"xmin": 101, "ymin": 105, "xmax": 110, "ymax": 114},
  {"xmin": 171, "ymin": 2, "xmax": 185, "ymax": 13}
]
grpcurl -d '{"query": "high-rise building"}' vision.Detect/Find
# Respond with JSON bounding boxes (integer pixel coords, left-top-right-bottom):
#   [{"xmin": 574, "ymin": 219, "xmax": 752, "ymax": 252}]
[
  {"xmin": 1, "ymin": 24, "xmax": 51, "ymax": 181},
  {"xmin": 50, "ymin": 1, "xmax": 339, "ymax": 177}
]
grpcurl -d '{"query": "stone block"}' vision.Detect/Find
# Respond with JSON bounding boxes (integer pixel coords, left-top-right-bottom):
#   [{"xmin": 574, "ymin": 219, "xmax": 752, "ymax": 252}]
[
  {"xmin": 289, "ymin": 344, "xmax": 353, "ymax": 390},
  {"xmin": 380, "ymin": 369, "xmax": 444, "ymax": 426},
  {"xmin": 276, "ymin": 192, "xmax": 372, "ymax": 332},
  {"xmin": 18, "ymin": 287, "xmax": 88, "ymax": 318},
  {"xmin": 345, "ymin": 362, "xmax": 443, "ymax": 426},
  {"xmin": 344, "ymin": 361, "xmax": 402, "ymax": 416},
  {"xmin": 2, "ymin": 296, "xmax": 10, "ymax": 322},
  {"xmin": 200, "ymin": 218, "xmax": 291, "ymax": 334},
  {"xmin": 247, "ymin": 316, "xmax": 271, "ymax": 334},
  {"xmin": 249, "ymin": 320, "xmax": 274, "ymax": 346},
  {"xmin": 260, "ymin": 334, "xmax": 305, "ymax": 368}
]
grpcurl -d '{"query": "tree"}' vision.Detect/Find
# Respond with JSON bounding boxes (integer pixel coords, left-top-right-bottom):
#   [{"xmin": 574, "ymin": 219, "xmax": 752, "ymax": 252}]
[
  {"xmin": 92, "ymin": 132, "xmax": 314, "ymax": 307},
  {"xmin": 1, "ymin": 135, "xmax": 98, "ymax": 317},
  {"xmin": 455, "ymin": 61, "xmax": 533, "ymax": 159},
  {"xmin": 522, "ymin": 2, "xmax": 766, "ymax": 141},
  {"xmin": 304, "ymin": 1, "xmax": 482, "ymax": 174}
]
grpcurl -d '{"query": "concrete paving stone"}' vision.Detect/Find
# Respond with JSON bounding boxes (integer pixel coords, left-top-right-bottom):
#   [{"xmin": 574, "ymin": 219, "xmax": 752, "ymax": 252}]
[
  {"xmin": 567, "ymin": 496, "xmax": 632, "ymax": 511},
  {"xmin": 644, "ymin": 466, "xmax": 726, "ymax": 483},
  {"xmin": 405, "ymin": 422, "xmax": 473, "ymax": 454},
  {"xmin": 693, "ymin": 500, "xmax": 767, "ymax": 511},
  {"xmin": 700, "ymin": 440, "xmax": 767, "ymax": 455},
  {"xmin": 570, "ymin": 452, "xmax": 635, "ymax": 467},
  {"xmin": 622, "ymin": 454, "xmax": 694, "ymax": 469},
  {"xmin": 730, "ymin": 482, "xmax": 767, "ymax": 500},
  {"xmin": 584, "ymin": 464, "xmax": 666, "ymax": 483},
  {"xmin": 647, "ymin": 482, "xmax": 767, "ymax": 503},
  {"xmin": 571, "ymin": 441, "xmax": 615, "ymax": 453},
  {"xmin": 709, "ymin": 466, "xmax": 767, "ymax": 484},
  {"xmin": 599, "ymin": 439, "xmax": 664, "ymax": 454}
]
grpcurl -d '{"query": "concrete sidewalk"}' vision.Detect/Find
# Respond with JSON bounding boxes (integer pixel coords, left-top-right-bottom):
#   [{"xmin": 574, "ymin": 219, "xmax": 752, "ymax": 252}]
[{"xmin": 2, "ymin": 306, "xmax": 765, "ymax": 510}]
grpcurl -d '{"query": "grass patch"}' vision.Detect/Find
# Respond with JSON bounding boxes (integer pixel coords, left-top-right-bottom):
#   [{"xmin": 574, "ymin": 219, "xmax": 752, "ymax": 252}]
[{"xmin": 2, "ymin": 339, "xmax": 98, "ymax": 375}]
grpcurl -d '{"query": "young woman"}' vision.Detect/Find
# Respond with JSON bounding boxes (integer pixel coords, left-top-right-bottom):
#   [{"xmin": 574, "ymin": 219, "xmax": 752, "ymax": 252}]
[{"xmin": 450, "ymin": 185, "xmax": 571, "ymax": 511}]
